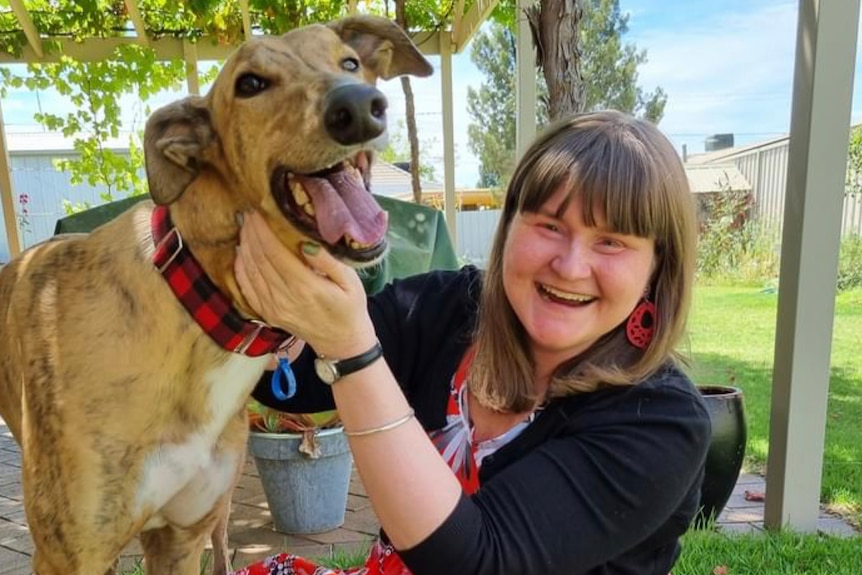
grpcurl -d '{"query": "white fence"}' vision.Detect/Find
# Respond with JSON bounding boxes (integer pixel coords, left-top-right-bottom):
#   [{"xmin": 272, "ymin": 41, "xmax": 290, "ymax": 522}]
[
  {"xmin": 0, "ymin": 150, "xmax": 141, "ymax": 261},
  {"xmin": 455, "ymin": 210, "xmax": 500, "ymax": 267}
]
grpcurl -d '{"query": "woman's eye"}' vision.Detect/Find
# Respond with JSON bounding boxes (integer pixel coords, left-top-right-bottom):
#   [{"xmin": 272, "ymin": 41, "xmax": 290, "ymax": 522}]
[
  {"xmin": 341, "ymin": 57, "xmax": 361, "ymax": 72},
  {"xmin": 597, "ymin": 237, "xmax": 625, "ymax": 251},
  {"xmin": 540, "ymin": 222, "xmax": 560, "ymax": 232}
]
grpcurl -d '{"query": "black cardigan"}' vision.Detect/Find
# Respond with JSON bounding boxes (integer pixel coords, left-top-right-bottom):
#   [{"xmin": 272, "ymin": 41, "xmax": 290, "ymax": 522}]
[{"xmin": 252, "ymin": 266, "xmax": 712, "ymax": 575}]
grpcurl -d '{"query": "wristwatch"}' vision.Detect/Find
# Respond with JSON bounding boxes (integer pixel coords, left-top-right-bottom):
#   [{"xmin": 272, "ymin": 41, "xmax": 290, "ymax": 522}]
[{"xmin": 314, "ymin": 341, "xmax": 383, "ymax": 385}]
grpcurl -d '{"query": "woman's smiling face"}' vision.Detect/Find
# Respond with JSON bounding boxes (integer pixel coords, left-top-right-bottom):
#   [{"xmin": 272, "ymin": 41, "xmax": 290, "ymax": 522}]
[{"xmin": 502, "ymin": 187, "xmax": 656, "ymax": 371}]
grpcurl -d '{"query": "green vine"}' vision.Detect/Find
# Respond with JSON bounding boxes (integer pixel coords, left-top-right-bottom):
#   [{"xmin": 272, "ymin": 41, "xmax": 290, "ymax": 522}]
[
  {"xmin": 2, "ymin": 44, "xmax": 185, "ymax": 202},
  {"xmin": 0, "ymin": 0, "xmax": 456, "ymax": 57},
  {"xmin": 0, "ymin": 0, "xmax": 458, "ymax": 205}
]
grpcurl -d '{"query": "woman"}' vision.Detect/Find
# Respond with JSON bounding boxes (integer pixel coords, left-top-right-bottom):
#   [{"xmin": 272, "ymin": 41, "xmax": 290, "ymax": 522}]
[{"xmin": 234, "ymin": 110, "xmax": 711, "ymax": 575}]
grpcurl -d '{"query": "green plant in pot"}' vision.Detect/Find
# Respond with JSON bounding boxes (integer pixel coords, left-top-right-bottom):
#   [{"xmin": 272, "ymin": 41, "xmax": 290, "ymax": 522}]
[{"xmin": 246, "ymin": 400, "xmax": 353, "ymax": 535}]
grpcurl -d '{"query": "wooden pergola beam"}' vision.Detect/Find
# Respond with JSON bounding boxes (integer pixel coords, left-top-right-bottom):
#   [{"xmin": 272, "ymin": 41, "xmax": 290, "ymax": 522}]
[
  {"xmin": 452, "ymin": 0, "xmax": 499, "ymax": 53},
  {"xmin": 9, "ymin": 0, "xmax": 44, "ymax": 58},
  {"xmin": 0, "ymin": 32, "xmax": 443, "ymax": 64},
  {"xmin": 183, "ymin": 40, "xmax": 200, "ymax": 95},
  {"xmin": 123, "ymin": 0, "xmax": 149, "ymax": 46},
  {"xmin": 450, "ymin": 0, "xmax": 467, "ymax": 52},
  {"xmin": 239, "ymin": 0, "xmax": 252, "ymax": 40}
]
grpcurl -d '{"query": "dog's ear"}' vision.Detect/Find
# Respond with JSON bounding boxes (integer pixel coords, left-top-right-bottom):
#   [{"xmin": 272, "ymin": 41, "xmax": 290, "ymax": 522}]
[
  {"xmin": 328, "ymin": 15, "xmax": 433, "ymax": 80},
  {"xmin": 144, "ymin": 96, "xmax": 215, "ymax": 205}
]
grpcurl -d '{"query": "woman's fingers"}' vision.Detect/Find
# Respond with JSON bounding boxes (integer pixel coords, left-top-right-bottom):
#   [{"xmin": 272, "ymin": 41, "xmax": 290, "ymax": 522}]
[
  {"xmin": 241, "ymin": 212, "xmax": 297, "ymax": 284},
  {"xmin": 299, "ymin": 240, "xmax": 360, "ymax": 294},
  {"xmin": 234, "ymin": 211, "xmax": 366, "ymax": 343},
  {"xmin": 235, "ymin": 251, "xmax": 263, "ymax": 316}
]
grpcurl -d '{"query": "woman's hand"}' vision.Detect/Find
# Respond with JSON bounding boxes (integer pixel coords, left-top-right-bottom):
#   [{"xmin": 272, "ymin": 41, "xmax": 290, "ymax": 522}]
[{"xmin": 234, "ymin": 211, "xmax": 377, "ymax": 359}]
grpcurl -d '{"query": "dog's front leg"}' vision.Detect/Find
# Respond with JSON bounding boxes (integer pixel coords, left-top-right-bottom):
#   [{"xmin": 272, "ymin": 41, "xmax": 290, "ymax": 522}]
[
  {"xmin": 140, "ymin": 525, "xmax": 209, "ymax": 575},
  {"xmin": 209, "ymin": 500, "xmax": 233, "ymax": 575}
]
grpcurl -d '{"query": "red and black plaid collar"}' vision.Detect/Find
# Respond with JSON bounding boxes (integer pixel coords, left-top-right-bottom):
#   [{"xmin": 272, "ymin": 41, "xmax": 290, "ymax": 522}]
[{"xmin": 151, "ymin": 205, "xmax": 291, "ymax": 357}]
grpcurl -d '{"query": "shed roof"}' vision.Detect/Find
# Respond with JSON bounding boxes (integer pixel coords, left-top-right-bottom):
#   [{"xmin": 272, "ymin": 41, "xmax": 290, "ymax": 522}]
[{"xmin": 684, "ymin": 163, "xmax": 752, "ymax": 194}]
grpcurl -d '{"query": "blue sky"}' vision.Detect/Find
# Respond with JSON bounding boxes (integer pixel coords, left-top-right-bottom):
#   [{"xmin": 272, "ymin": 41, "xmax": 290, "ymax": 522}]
[
  {"xmin": 376, "ymin": 0, "xmax": 861, "ymax": 186},
  {"xmin": 2, "ymin": 0, "xmax": 860, "ymax": 188}
]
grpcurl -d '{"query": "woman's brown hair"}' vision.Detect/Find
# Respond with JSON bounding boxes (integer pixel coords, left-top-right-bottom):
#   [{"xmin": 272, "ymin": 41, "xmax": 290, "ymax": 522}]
[{"xmin": 468, "ymin": 110, "xmax": 697, "ymax": 412}]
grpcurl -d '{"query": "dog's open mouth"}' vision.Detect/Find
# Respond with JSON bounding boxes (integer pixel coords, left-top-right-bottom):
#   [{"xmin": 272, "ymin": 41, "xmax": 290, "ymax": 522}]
[{"xmin": 272, "ymin": 151, "xmax": 388, "ymax": 264}]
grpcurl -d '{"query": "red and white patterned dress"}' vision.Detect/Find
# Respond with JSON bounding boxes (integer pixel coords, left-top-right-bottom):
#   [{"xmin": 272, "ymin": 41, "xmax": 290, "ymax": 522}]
[{"xmin": 231, "ymin": 347, "xmax": 533, "ymax": 575}]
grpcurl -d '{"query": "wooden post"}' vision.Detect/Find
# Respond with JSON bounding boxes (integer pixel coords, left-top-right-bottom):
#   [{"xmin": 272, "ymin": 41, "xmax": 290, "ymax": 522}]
[
  {"xmin": 0, "ymin": 101, "xmax": 21, "ymax": 259},
  {"xmin": 765, "ymin": 0, "xmax": 860, "ymax": 532},
  {"xmin": 440, "ymin": 31, "xmax": 457, "ymax": 250}
]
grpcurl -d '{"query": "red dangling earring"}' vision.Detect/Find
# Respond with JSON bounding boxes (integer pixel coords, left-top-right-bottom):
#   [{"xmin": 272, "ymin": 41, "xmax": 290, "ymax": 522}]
[{"xmin": 626, "ymin": 298, "xmax": 656, "ymax": 349}]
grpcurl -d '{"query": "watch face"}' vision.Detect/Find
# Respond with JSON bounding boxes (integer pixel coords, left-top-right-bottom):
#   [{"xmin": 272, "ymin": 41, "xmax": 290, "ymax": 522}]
[{"xmin": 314, "ymin": 358, "xmax": 339, "ymax": 384}]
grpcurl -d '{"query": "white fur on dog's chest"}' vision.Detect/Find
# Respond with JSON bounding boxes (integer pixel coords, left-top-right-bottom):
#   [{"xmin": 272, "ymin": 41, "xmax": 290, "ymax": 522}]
[{"xmin": 136, "ymin": 353, "xmax": 270, "ymax": 529}]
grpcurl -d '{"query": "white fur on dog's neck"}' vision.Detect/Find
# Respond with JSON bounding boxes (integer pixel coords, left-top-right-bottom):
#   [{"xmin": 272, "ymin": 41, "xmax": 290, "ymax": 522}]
[{"xmin": 136, "ymin": 354, "xmax": 269, "ymax": 528}]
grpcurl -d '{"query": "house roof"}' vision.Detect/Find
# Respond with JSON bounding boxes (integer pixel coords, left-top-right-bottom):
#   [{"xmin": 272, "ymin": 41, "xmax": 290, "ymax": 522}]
[
  {"xmin": 369, "ymin": 162, "xmax": 443, "ymax": 199},
  {"xmin": 687, "ymin": 121, "xmax": 862, "ymax": 166},
  {"xmin": 6, "ymin": 131, "xmax": 133, "ymax": 154},
  {"xmin": 5, "ymin": 131, "xmax": 439, "ymax": 200}
]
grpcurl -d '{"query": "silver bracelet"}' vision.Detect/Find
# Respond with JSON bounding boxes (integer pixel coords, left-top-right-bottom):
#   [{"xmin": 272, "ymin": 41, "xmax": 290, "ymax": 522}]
[{"xmin": 343, "ymin": 409, "xmax": 416, "ymax": 437}]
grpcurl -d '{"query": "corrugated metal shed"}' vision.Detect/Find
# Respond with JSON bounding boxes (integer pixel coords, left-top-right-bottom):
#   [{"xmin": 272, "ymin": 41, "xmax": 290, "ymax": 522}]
[{"xmin": 685, "ymin": 133, "xmax": 862, "ymax": 236}]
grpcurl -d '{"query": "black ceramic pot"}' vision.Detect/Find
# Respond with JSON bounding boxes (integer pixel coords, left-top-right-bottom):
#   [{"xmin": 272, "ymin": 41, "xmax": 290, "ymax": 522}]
[{"xmin": 695, "ymin": 385, "xmax": 747, "ymax": 526}]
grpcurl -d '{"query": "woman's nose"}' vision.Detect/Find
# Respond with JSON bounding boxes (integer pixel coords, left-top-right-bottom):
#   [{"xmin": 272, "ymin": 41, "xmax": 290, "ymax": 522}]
[{"xmin": 550, "ymin": 241, "xmax": 591, "ymax": 279}]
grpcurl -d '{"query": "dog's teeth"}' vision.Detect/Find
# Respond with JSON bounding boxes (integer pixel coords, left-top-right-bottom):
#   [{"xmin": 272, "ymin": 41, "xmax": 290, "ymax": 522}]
[
  {"xmin": 345, "ymin": 164, "xmax": 363, "ymax": 183},
  {"xmin": 289, "ymin": 180, "xmax": 310, "ymax": 206},
  {"xmin": 345, "ymin": 235, "xmax": 372, "ymax": 251},
  {"xmin": 303, "ymin": 202, "xmax": 316, "ymax": 217}
]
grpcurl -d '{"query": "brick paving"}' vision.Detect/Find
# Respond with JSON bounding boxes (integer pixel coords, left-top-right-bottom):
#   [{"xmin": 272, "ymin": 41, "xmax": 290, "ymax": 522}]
[{"xmin": 0, "ymin": 415, "xmax": 857, "ymax": 574}]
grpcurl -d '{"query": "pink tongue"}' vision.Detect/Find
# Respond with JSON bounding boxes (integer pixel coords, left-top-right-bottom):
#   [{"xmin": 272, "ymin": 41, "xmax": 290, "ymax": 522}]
[{"xmin": 293, "ymin": 170, "xmax": 388, "ymax": 245}]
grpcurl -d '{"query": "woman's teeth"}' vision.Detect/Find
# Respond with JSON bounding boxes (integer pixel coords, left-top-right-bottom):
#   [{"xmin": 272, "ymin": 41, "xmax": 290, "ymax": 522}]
[{"xmin": 539, "ymin": 284, "xmax": 595, "ymax": 304}]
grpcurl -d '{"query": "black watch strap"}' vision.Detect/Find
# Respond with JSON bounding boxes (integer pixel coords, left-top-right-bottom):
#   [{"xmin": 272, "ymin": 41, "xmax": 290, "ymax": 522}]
[
  {"xmin": 333, "ymin": 341, "xmax": 383, "ymax": 377},
  {"xmin": 315, "ymin": 340, "xmax": 384, "ymax": 384}
]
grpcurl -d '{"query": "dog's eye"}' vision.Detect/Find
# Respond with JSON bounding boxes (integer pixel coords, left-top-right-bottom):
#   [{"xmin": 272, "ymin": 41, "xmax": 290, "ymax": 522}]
[
  {"xmin": 235, "ymin": 73, "xmax": 269, "ymax": 97},
  {"xmin": 341, "ymin": 57, "xmax": 360, "ymax": 73}
]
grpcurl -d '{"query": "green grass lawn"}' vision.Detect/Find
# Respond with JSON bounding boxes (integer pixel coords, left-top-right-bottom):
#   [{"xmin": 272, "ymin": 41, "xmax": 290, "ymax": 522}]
[
  {"xmin": 676, "ymin": 529, "xmax": 862, "ymax": 575},
  {"xmin": 687, "ymin": 285, "xmax": 862, "ymax": 526}
]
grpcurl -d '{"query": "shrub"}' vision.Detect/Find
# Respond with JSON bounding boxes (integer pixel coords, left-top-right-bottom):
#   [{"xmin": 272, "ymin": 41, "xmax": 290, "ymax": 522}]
[
  {"xmin": 696, "ymin": 192, "xmax": 779, "ymax": 286},
  {"xmin": 837, "ymin": 233, "xmax": 862, "ymax": 291}
]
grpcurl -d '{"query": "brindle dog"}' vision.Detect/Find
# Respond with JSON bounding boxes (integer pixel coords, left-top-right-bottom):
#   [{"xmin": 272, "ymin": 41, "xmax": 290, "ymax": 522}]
[{"xmin": 0, "ymin": 15, "xmax": 431, "ymax": 575}]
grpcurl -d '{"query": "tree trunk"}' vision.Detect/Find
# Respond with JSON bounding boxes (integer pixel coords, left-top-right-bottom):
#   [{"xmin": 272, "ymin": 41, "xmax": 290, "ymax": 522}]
[
  {"xmin": 526, "ymin": 0, "xmax": 585, "ymax": 120},
  {"xmin": 395, "ymin": 1, "xmax": 422, "ymax": 203}
]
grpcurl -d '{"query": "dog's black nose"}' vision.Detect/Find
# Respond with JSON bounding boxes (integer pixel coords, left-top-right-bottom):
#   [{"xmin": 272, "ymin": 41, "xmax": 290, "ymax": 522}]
[{"xmin": 323, "ymin": 84, "xmax": 388, "ymax": 145}]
